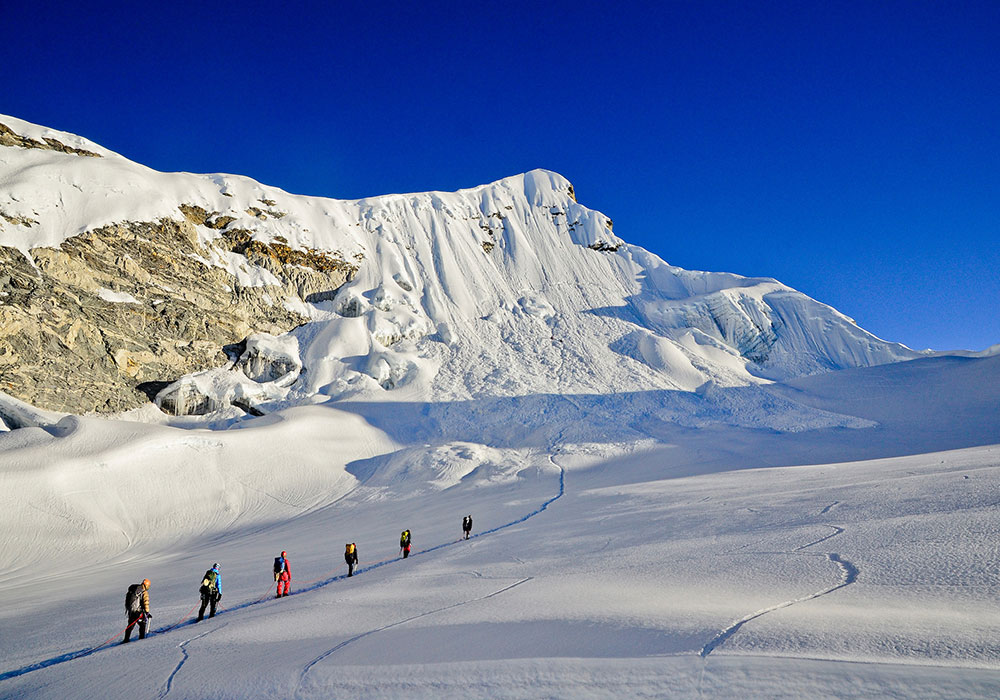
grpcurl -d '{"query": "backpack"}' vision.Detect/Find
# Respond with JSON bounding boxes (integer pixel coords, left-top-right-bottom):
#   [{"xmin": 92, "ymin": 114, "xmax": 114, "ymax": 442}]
[
  {"xmin": 125, "ymin": 583, "xmax": 143, "ymax": 613},
  {"xmin": 345, "ymin": 543, "xmax": 355, "ymax": 555},
  {"xmin": 400, "ymin": 530, "xmax": 410, "ymax": 546},
  {"xmin": 273, "ymin": 556, "xmax": 285, "ymax": 574},
  {"xmin": 201, "ymin": 569, "xmax": 217, "ymax": 591}
]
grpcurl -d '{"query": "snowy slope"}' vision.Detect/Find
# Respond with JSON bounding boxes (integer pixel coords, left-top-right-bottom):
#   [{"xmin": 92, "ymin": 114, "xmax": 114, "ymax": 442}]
[
  {"xmin": 1, "ymin": 354, "xmax": 999, "ymax": 698},
  {"xmin": 0, "ymin": 113, "xmax": 921, "ymax": 422},
  {"xmin": 2, "ymin": 114, "xmax": 997, "ymax": 699}
]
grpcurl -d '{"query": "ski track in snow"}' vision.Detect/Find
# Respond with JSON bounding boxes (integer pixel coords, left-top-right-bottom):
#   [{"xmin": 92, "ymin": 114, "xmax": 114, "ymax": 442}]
[
  {"xmin": 699, "ymin": 523, "xmax": 859, "ymax": 658},
  {"xmin": 295, "ymin": 577, "xmax": 534, "ymax": 694},
  {"xmin": 0, "ymin": 460, "xmax": 565, "ymax": 684}
]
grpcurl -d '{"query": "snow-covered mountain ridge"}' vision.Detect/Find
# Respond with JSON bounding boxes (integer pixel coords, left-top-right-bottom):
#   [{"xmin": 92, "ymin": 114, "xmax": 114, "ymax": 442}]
[
  {"xmin": 0, "ymin": 114, "xmax": 920, "ymax": 422},
  {"xmin": 3, "ymin": 117, "xmax": 1000, "ymax": 700}
]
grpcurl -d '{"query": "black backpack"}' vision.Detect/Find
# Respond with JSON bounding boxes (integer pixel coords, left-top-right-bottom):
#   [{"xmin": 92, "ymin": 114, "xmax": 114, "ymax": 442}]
[{"xmin": 125, "ymin": 583, "xmax": 143, "ymax": 613}]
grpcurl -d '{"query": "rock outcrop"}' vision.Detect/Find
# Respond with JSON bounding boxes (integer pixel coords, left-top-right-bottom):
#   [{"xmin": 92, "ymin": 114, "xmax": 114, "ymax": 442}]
[
  {"xmin": 0, "ymin": 213, "xmax": 354, "ymax": 414},
  {"xmin": 0, "ymin": 121, "xmax": 102, "ymax": 158}
]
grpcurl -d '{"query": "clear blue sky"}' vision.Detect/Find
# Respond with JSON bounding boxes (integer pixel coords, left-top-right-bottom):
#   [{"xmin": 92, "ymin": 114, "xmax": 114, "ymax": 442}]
[{"xmin": 5, "ymin": 1, "xmax": 998, "ymax": 350}]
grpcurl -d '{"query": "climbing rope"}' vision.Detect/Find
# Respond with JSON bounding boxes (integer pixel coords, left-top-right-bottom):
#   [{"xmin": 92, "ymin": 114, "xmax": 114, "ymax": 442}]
[
  {"xmin": 91, "ymin": 614, "xmax": 143, "ymax": 650},
  {"xmin": 159, "ymin": 601, "xmax": 201, "ymax": 634},
  {"xmin": 2, "ymin": 462, "xmax": 566, "ymax": 682}
]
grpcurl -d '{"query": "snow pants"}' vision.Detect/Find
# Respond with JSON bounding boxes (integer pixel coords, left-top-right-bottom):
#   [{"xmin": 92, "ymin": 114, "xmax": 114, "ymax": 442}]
[
  {"xmin": 402, "ymin": 545, "xmax": 410, "ymax": 559},
  {"xmin": 276, "ymin": 570, "xmax": 291, "ymax": 596},
  {"xmin": 123, "ymin": 612, "xmax": 147, "ymax": 642},
  {"xmin": 198, "ymin": 590, "xmax": 219, "ymax": 620}
]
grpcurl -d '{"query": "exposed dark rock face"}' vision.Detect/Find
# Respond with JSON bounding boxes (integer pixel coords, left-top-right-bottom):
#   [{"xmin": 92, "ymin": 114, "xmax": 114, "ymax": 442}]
[
  {"xmin": 0, "ymin": 122, "xmax": 101, "ymax": 158},
  {"xmin": 588, "ymin": 241, "xmax": 620, "ymax": 252},
  {"xmin": 0, "ymin": 212, "xmax": 39, "ymax": 227},
  {"xmin": 0, "ymin": 212, "xmax": 356, "ymax": 414}
]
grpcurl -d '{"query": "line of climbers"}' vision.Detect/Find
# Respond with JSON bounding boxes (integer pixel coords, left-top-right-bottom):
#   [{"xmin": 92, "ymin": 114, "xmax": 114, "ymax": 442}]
[{"xmin": 121, "ymin": 515, "xmax": 475, "ymax": 643}]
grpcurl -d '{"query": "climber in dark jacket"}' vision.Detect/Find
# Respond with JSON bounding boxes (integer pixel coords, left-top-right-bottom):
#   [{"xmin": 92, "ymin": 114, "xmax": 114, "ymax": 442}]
[
  {"xmin": 197, "ymin": 563, "xmax": 222, "ymax": 621},
  {"xmin": 122, "ymin": 578, "xmax": 151, "ymax": 643}
]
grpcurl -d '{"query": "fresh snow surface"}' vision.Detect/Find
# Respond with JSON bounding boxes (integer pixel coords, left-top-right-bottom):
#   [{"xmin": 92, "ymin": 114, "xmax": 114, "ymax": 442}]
[
  {"xmin": 1, "ymin": 354, "xmax": 999, "ymax": 699},
  {"xmin": 1, "ymin": 115, "xmax": 998, "ymax": 698}
]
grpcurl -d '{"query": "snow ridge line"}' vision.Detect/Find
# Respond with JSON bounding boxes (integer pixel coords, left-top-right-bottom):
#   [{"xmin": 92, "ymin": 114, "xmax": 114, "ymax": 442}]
[
  {"xmin": 699, "ymin": 526, "xmax": 859, "ymax": 658},
  {"xmin": 0, "ymin": 460, "xmax": 565, "ymax": 683},
  {"xmin": 296, "ymin": 577, "xmax": 534, "ymax": 690}
]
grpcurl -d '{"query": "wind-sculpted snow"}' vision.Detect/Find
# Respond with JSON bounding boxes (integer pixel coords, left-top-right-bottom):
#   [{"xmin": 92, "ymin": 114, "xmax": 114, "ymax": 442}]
[{"xmin": 0, "ymin": 114, "xmax": 921, "ymax": 423}]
